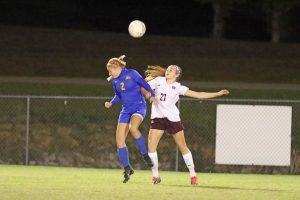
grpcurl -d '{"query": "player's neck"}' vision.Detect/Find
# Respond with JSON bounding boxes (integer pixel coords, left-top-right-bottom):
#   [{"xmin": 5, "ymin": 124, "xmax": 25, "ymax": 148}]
[{"xmin": 166, "ymin": 77, "xmax": 176, "ymax": 84}]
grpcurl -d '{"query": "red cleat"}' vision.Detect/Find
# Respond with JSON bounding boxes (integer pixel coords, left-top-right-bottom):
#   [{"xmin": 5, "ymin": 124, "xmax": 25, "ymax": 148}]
[
  {"xmin": 191, "ymin": 176, "xmax": 198, "ymax": 185},
  {"xmin": 152, "ymin": 176, "xmax": 161, "ymax": 184}
]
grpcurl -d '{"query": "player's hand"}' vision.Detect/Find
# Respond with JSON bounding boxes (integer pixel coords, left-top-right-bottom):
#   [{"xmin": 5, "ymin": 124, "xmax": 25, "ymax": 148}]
[
  {"xmin": 104, "ymin": 102, "xmax": 112, "ymax": 109},
  {"xmin": 145, "ymin": 92, "xmax": 152, "ymax": 99},
  {"xmin": 149, "ymin": 96, "xmax": 159, "ymax": 105},
  {"xmin": 217, "ymin": 90, "xmax": 230, "ymax": 96}
]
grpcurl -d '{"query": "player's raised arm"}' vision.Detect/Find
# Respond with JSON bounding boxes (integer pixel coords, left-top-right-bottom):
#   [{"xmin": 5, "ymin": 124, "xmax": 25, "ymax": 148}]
[
  {"xmin": 132, "ymin": 70, "xmax": 154, "ymax": 95},
  {"xmin": 184, "ymin": 89, "xmax": 229, "ymax": 99},
  {"xmin": 132, "ymin": 70, "xmax": 159, "ymax": 104},
  {"xmin": 140, "ymin": 87, "xmax": 151, "ymax": 99}
]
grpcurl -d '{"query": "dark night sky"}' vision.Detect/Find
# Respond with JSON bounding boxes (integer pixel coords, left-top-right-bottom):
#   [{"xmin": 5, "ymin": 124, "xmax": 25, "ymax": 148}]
[{"xmin": 0, "ymin": 0, "xmax": 299, "ymax": 41}]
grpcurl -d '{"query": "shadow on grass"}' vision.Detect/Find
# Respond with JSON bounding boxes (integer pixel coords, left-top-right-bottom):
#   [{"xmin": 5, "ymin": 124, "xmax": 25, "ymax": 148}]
[{"xmin": 166, "ymin": 184, "xmax": 289, "ymax": 192}]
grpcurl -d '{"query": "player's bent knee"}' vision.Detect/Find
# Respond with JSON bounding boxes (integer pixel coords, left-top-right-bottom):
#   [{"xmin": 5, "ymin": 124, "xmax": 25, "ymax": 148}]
[
  {"xmin": 129, "ymin": 127, "xmax": 140, "ymax": 134},
  {"xmin": 116, "ymin": 138, "xmax": 126, "ymax": 148}
]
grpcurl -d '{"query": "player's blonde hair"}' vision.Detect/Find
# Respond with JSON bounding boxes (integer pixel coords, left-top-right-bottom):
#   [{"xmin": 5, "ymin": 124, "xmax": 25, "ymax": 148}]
[
  {"xmin": 106, "ymin": 55, "xmax": 126, "ymax": 81},
  {"xmin": 144, "ymin": 65, "xmax": 166, "ymax": 81}
]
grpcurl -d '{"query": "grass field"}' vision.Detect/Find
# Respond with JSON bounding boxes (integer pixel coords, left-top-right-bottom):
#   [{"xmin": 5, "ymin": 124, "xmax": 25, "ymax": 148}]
[{"xmin": 0, "ymin": 165, "xmax": 299, "ymax": 200}]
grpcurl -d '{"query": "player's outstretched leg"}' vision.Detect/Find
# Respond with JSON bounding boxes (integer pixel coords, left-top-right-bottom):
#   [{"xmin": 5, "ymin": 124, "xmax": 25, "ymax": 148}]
[
  {"xmin": 149, "ymin": 151, "xmax": 160, "ymax": 184},
  {"xmin": 183, "ymin": 151, "xmax": 198, "ymax": 185},
  {"xmin": 130, "ymin": 115, "xmax": 154, "ymax": 168},
  {"xmin": 117, "ymin": 147, "xmax": 134, "ymax": 183},
  {"xmin": 123, "ymin": 166, "xmax": 134, "ymax": 183},
  {"xmin": 173, "ymin": 131, "xmax": 198, "ymax": 186}
]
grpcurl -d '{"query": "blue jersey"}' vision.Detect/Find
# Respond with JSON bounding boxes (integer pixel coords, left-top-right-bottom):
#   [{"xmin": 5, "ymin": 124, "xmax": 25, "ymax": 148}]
[{"xmin": 110, "ymin": 68, "xmax": 154, "ymax": 110}]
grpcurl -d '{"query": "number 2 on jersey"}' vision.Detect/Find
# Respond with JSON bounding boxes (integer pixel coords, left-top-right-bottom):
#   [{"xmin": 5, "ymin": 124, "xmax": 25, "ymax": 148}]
[
  {"xmin": 120, "ymin": 82, "xmax": 125, "ymax": 90},
  {"xmin": 160, "ymin": 93, "xmax": 166, "ymax": 101}
]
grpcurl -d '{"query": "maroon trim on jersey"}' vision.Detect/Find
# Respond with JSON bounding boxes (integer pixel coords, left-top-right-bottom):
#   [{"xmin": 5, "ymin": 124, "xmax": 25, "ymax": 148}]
[{"xmin": 150, "ymin": 118, "xmax": 184, "ymax": 135}]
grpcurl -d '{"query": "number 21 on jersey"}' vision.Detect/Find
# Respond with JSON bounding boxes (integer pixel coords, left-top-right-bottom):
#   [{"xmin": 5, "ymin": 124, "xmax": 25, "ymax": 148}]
[{"xmin": 160, "ymin": 93, "xmax": 166, "ymax": 101}]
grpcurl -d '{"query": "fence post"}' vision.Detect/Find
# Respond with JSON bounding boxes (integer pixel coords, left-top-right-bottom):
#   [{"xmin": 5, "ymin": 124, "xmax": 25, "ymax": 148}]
[
  {"xmin": 25, "ymin": 96, "xmax": 30, "ymax": 166},
  {"xmin": 175, "ymin": 99, "xmax": 180, "ymax": 171}
]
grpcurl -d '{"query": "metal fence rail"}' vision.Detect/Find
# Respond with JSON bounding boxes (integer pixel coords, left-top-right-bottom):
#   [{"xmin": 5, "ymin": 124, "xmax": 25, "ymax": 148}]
[{"xmin": 0, "ymin": 95, "xmax": 299, "ymax": 174}]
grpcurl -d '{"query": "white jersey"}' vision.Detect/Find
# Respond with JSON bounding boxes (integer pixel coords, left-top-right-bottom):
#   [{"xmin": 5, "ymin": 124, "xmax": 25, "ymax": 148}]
[{"xmin": 148, "ymin": 76, "xmax": 189, "ymax": 122}]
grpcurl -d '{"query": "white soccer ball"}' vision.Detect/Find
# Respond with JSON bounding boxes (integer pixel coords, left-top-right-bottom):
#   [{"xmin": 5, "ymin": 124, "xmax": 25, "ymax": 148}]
[{"xmin": 128, "ymin": 20, "xmax": 146, "ymax": 38}]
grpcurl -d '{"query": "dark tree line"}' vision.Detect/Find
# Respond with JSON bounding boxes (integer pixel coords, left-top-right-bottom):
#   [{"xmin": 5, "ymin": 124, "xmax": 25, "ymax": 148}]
[
  {"xmin": 195, "ymin": 0, "xmax": 300, "ymax": 43},
  {"xmin": 1, "ymin": 0, "xmax": 299, "ymax": 42}
]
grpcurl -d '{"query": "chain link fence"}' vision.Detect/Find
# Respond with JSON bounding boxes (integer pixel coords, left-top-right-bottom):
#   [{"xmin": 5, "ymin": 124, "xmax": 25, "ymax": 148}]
[{"xmin": 0, "ymin": 95, "xmax": 299, "ymax": 174}]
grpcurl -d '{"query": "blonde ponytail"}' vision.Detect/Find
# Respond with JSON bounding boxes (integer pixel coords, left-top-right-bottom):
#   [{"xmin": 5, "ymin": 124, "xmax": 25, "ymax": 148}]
[
  {"xmin": 107, "ymin": 76, "xmax": 112, "ymax": 82},
  {"xmin": 145, "ymin": 65, "xmax": 166, "ymax": 81},
  {"xmin": 108, "ymin": 55, "xmax": 126, "ymax": 68}
]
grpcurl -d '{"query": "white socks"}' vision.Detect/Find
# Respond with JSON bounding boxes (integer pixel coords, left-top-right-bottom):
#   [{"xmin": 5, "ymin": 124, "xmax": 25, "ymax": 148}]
[
  {"xmin": 183, "ymin": 151, "xmax": 196, "ymax": 177},
  {"xmin": 148, "ymin": 151, "xmax": 196, "ymax": 178},
  {"xmin": 148, "ymin": 151, "xmax": 159, "ymax": 177}
]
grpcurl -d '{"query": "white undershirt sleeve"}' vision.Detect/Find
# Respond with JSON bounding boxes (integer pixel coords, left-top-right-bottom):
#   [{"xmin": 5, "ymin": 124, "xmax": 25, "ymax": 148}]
[
  {"xmin": 148, "ymin": 77, "xmax": 160, "ymax": 89},
  {"xmin": 179, "ymin": 85, "xmax": 189, "ymax": 96}
]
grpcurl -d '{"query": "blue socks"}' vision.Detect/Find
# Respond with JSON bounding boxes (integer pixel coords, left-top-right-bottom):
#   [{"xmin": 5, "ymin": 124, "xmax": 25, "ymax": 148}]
[
  {"xmin": 117, "ymin": 147, "xmax": 130, "ymax": 168},
  {"xmin": 134, "ymin": 135, "xmax": 148, "ymax": 156},
  {"xmin": 117, "ymin": 135, "xmax": 148, "ymax": 168}
]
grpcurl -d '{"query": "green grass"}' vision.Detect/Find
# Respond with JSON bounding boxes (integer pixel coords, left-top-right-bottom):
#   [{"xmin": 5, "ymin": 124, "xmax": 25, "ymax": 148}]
[{"xmin": 0, "ymin": 165, "xmax": 299, "ymax": 200}]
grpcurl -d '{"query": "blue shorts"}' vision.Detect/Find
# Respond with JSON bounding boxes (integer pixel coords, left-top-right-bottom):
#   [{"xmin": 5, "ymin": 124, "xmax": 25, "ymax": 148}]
[{"xmin": 118, "ymin": 104, "xmax": 146, "ymax": 123}]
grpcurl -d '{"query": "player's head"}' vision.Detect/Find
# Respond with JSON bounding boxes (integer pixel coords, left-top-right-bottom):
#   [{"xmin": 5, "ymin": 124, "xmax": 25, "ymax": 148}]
[
  {"xmin": 165, "ymin": 65, "xmax": 182, "ymax": 81},
  {"xmin": 106, "ymin": 55, "xmax": 126, "ymax": 81},
  {"xmin": 145, "ymin": 65, "xmax": 166, "ymax": 81}
]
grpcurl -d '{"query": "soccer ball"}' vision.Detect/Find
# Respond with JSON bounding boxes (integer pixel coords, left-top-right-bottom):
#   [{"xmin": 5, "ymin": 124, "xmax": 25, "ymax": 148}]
[{"xmin": 128, "ymin": 20, "xmax": 146, "ymax": 38}]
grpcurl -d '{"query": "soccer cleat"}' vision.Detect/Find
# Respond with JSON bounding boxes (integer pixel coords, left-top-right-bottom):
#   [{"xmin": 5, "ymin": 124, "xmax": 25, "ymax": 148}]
[
  {"xmin": 143, "ymin": 155, "xmax": 154, "ymax": 167},
  {"xmin": 123, "ymin": 166, "xmax": 134, "ymax": 183},
  {"xmin": 152, "ymin": 176, "xmax": 161, "ymax": 185},
  {"xmin": 191, "ymin": 176, "xmax": 198, "ymax": 185}
]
